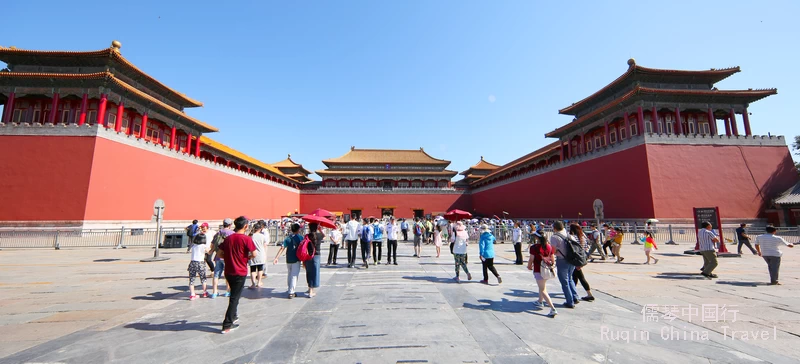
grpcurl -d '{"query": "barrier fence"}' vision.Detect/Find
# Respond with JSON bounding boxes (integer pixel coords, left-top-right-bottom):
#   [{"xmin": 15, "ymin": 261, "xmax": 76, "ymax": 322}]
[{"xmin": 0, "ymin": 224, "xmax": 797, "ymax": 249}]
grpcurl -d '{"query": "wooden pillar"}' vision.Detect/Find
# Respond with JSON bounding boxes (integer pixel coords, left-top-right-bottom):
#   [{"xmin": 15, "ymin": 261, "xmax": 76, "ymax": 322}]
[
  {"xmin": 604, "ymin": 121, "xmax": 609, "ymax": 145},
  {"xmin": 185, "ymin": 133, "xmax": 192, "ymax": 153},
  {"xmin": 78, "ymin": 94, "xmax": 88, "ymax": 125},
  {"xmin": 1, "ymin": 92, "xmax": 15, "ymax": 123},
  {"xmin": 169, "ymin": 126, "xmax": 177, "ymax": 149},
  {"xmin": 623, "ymin": 112, "xmax": 630, "ymax": 138},
  {"xmin": 127, "ymin": 112, "xmax": 136, "ymax": 136},
  {"xmin": 707, "ymin": 108, "xmax": 717, "ymax": 135},
  {"xmin": 743, "ymin": 108, "xmax": 751, "ymax": 136},
  {"xmin": 115, "ymin": 102, "xmax": 124, "ymax": 132},
  {"xmin": 724, "ymin": 116, "xmax": 732, "ymax": 136},
  {"xmin": 559, "ymin": 138, "xmax": 564, "ymax": 162},
  {"xmin": 674, "ymin": 107, "xmax": 683, "ymax": 135},
  {"xmin": 651, "ymin": 106, "xmax": 658, "ymax": 133},
  {"xmin": 729, "ymin": 108, "xmax": 739, "ymax": 136},
  {"xmin": 47, "ymin": 94, "xmax": 59, "ymax": 124},
  {"xmin": 636, "ymin": 106, "xmax": 644, "ymax": 134},
  {"xmin": 139, "ymin": 113, "xmax": 148, "ymax": 139},
  {"xmin": 97, "ymin": 94, "xmax": 108, "ymax": 127},
  {"xmin": 580, "ymin": 133, "xmax": 585, "ymax": 155},
  {"xmin": 194, "ymin": 136, "xmax": 201, "ymax": 157}
]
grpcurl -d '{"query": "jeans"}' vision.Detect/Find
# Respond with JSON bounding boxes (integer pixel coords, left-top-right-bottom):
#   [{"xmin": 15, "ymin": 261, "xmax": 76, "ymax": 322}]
[
  {"xmin": 372, "ymin": 241, "xmax": 383, "ymax": 263},
  {"xmin": 222, "ymin": 275, "xmax": 247, "ymax": 329},
  {"xmin": 513, "ymin": 243, "xmax": 523, "ymax": 264},
  {"xmin": 402, "ymin": 229, "xmax": 408, "ymax": 241},
  {"xmin": 286, "ymin": 262, "xmax": 301, "ymax": 294},
  {"xmin": 763, "ymin": 256, "xmax": 781, "ymax": 283},
  {"xmin": 327, "ymin": 244, "xmax": 339, "ymax": 264},
  {"xmin": 482, "ymin": 257, "xmax": 500, "ymax": 281},
  {"xmin": 700, "ymin": 250, "xmax": 718, "ymax": 275},
  {"xmin": 738, "ymin": 239, "xmax": 757, "ymax": 255},
  {"xmin": 305, "ymin": 254, "xmax": 321, "ymax": 288},
  {"xmin": 556, "ymin": 257, "xmax": 578, "ymax": 305},
  {"xmin": 386, "ymin": 240, "xmax": 398, "ymax": 263},
  {"xmin": 361, "ymin": 240, "xmax": 371, "ymax": 263},
  {"xmin": 346, "ymin": 240, "xmax": 358, "ymax": 266}
]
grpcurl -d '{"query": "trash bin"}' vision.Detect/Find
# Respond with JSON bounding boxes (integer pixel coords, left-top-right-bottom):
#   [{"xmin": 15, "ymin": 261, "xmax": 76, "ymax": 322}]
[{"xmin": 162, "ymin": 233, "xmax": 186, "ymax": 249}]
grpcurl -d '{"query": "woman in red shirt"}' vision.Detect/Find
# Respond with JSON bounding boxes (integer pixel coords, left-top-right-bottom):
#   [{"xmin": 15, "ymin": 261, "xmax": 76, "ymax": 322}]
[{"xmin": 528, "ymin": 232, "xmax": 557, "ymax": 317}]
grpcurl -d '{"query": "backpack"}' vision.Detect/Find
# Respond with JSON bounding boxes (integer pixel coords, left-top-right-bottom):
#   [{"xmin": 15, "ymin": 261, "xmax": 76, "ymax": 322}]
[
  {"xmin": 210, "ymin": 231, "xmax": 225, "ymax": 249},
  {"xmin": 555, "ymin": 233, "xmax": 587, "ymax": 267},
  {"xmin": 361, "ymin": 225, "xmax": 373, "ymax": 243},
  {"xmin": 414, "ymin": 223, "xmax": 423, "ymax": 236},
  {"xmin": 373, "ymin": 224, "xmax": 383, "ymax": 240},
  {"xmin": 185, "ymin": 224, "xmax": 194, "ymax": 237},
  {"xmin": 297, "ymin": 235, "xmax": 315, "ymax": 261}
]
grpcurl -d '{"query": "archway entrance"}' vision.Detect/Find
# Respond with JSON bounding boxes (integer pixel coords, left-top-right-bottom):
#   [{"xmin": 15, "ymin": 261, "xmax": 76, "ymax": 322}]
[{"xmin": 381, "ymin": 208, "xmax": 394, "ymax": 217}]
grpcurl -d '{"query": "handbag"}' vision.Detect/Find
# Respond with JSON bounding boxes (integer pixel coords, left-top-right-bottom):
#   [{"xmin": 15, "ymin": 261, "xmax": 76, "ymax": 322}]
[{"xmin": 540, "ymin": 259, "xmax": 555, "ymax": 280}]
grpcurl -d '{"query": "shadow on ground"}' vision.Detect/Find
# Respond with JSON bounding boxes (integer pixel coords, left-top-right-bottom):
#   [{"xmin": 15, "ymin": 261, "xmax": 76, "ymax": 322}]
[
  {"xmin": 124, "ymin": 320, "xmax": 219, "ymax": 333},
  {"xmin": 93, "ymin": 259, "xmax": 121, "ymax": 262},
  {"xmin": 653, "ymin": 272, "xmax": 709, "ymax": 280},
  {"xmin": 145, "ymin": 276, "xmax": 186, "ymax": 280},
  {"xmin": 715, "ymin": 280, "xmax": 769, "ymax": 287},
  {"xmin": 401, "ymin": 276, "xmax": 457, "ymax": 284},
  {"xmin": 132, "ymin": 291, "xmax": 184, "ymax": 301},
  {"xmin": 463, "ymin": 298, "xmax": 536, "ymax": 314}
]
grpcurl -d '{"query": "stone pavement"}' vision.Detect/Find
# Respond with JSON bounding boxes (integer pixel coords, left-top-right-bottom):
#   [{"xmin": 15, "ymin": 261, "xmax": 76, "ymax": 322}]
[{"xmin": 0, "ymin": 239, "xmax": 798, "ymax": 363}]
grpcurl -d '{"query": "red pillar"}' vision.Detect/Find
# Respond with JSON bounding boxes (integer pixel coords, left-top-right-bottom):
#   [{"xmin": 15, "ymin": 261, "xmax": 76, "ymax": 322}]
[
  {"xmin": 580, "ymin": 133, "xmax": 585, "ymax": 155},
  {"xmin": 169, "ymin": 126, "xmax": 177, "ymax": 149},
  {"xmin": 636, "ymin": 106, "xmax": 644, "ymax": 134},
  {"xmin": 604, "ymin": 121, "xmax": 609, "ymax": 145},
  {"xmin": 139, "ymin": 113, "xmax": 148, "ymax": 139},
  {"xmin": 194, "ymin": 136, "xmax": 201, "ymax": 157},
  {"xmin": 48, "ymin": 93, "xmax": 60, "ymax": 124},
  {"xmin": 78, "ymin": 94, "xmax": 88, "ymax": 125},
  {"xmin": 127, "ymin": 112, "xmax": 136, "ymax": 136},
  {"xmin": 743, "ymin": 108, "xmax": 751, "ymax": 136},
  {"xmin": 724, "ymin": 116, "xmax": 732, "ymax": 136},
  {"xmin": 651, "ymin": 107, "xmax": 658, "ymax": 133},
  {"xmin": 706, "ymin": 108, "xmax": 717, "ymax": 135},
  {"xmin": 2, "ymin": 92, "xmax": 15, "ymax": 123},
  {"xmin": 114, "ymin": 102, "xmax": 124, "ymax": 132},
  {"xmin": 97, "ymin": 94, "xmax": 108, "ymax": 127},
  {"xmin": 729, "ymin": 108, "xmax": 739, "ymax": 136},
  {"xmin": 559, "ymin": 138, "xmax": 564, "ymax": 162},
  {"xmin": 674, "ymin": 107, "xmax": 683, "ymax": 135},
  {"xmin": 623, "ymin": 112, "xmax": 630, "ymax": 138},
  {"xmin": 185, "ymin": 133, "xmax": 192, "ymax": 153}
]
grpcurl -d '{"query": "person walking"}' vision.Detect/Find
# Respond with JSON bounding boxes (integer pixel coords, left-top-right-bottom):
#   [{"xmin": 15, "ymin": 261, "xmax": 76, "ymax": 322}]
[
  {"xmin": 602, "ymin": 224, "xmax": 616, "ymax": 258},
  {"xmin": 478, "ymin": 224, "xmax": 502, "ymax": 284},
  {"xmin": 644, "ymin": 232, "xmax": 659, "ymax": 264},
  {"xmin": 433, "ymin": 224, "xmax": 443, "ymax": 258},
  {"xmin": 344, "ymin": 218, "xmax": 360, "ymax": 268},
  {"xmin": 199, "ymin": 222, "xmax": 216, "ymax": 271},
  {"xmin": 360, "ymin": 219, "xmax": 373, "ymax": 268},
  {"xmin": 528, "ymin": 232, "xmax": 557, "ymax": 317},
  {"xmin": 386, "ymin": 217, "xmax": 399, "ymax": 265},
  {"xmin": 273, "ymin": 223, "xmax": 302, "ymax": 299},
  {"xmin": 187, "ymin": 233, "xmax": 210, "ymax": 300},
  {"xmin": 452, "ymin": 221, "xmax": 472, "ymax": 282},
  {"xmin": 401, "ymin": 218, "xmax": 409, "ymax": 242},
  {"xmin": 186, "ymin": 219, "xmax": 199, "ymax": 253},
  {"xmin": 210, "ymin": 219, "xmax": 235, "ymax": 299},
  {"xmin": 612, "ymin": 227, "xmax": 625, "ymax": 263},
  {"xmin": 372, "ymin": 218, "xmax": 385, "ymax": 265},
  {"xmin": 587, "ymin": 223, "xmax": 607, "ymax": 262},
  {"xmin": 216, "ymin": 216, "xmax": 257, "ymax": 334},
  {"xmin": 512, "ymin": 222, "xmax": 524, "ymax": 265},
  {"xmin": 736, "ymin": 223, "xmax": 757, "ymax": 255},
  {"xmin": 569, "ymin": 224, "xmax": 594, "ymax": 301},
  {"xmin": 698, "ymin": 221, "xmax": 720, "ymax": 279},
  {"xmin": 327, "ymin": 222, "xmax": 342, "ymax": 266},
  {"xmin": 551, "ymin": 221, "xmax": 579, "ymax": 308},
  {"xmin": 754, "ymin": 226, "xmax": 794, "ymax": 285},
  {"xmin": 248, "ymin": 220, "xmax": 268, "ymax": 289},
  {"xmin": 305, "ymin": 223, "xmax": 324, "ymax": 297},
  {"xmin": 412, "ymin": 217, "xmax": 424, "ymax": 258}
]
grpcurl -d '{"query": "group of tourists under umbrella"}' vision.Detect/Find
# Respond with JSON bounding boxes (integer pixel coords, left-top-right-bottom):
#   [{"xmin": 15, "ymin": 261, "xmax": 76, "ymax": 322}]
[{"xmin": 183, "ymin": 209, "xmax": 794, "ymax": 333}]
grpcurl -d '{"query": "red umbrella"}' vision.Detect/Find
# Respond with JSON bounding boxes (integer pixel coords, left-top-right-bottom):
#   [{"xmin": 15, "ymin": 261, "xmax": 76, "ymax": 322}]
[
  {"xmin": 444, "ymin": 209, "xmax": 472, "ymax": 221},
  {"xmin": 302, "ymin": 214, "xmax": 337, "ymax": 229},
  {"xmin": 308, "ymin": 208, "xmax": 335, "ymax": 218}
]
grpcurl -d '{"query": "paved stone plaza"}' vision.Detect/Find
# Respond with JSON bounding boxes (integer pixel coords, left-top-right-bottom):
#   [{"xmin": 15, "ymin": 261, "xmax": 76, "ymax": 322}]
[{"xmin": 0, "ymin": 241, "xmax": 798, "ymax": 364}]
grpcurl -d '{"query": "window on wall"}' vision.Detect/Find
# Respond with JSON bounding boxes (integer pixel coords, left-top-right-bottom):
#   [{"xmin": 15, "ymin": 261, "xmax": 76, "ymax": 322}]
[
  {"xmin": 122, "ymin": 118, "xmax": 129, "ymax": 132},
  {"xmin": 398, "ymin": 181, "xmax": 409, "ymax": 188},
  {"xmin": 666, "ymin": 121, "xmax": 674, "ymax": 134},
  {"xmin": 146, "ymin": 127, "xmax": 160, "ymax": 142},
  {"xmin": 631, "ymin": 123, "xmax": 638, "ymax": 136},
  {"xmin": 687, "ymin": 120, "xmax": 695, "ymax": 134},
  {"xmin": 87, "ymin": 110, "xmax": 97, "ymax": 124},
  {"xmin": 438, "ymin": 181, "xmax": 448, "ymax": 187},
  {"xmin": 61, "ymin": 109, "xmax": 70, "ymax": 124},
  {"xmin": 366, "ymin": 181, "xmax": 377, "ymax": 187},
  {"xmin": 644, "ymin": 117, "xmax": 653, "ymax": 133},
  {"xmin": 609, "ymin": 127, "xmax": 617, "ymax": 143},
  {"xmin": 586, "ymin": 140, "xmax": 593, "ymax": 152},
  {"xmin": 352, "ymin": 181, "xmax": 364, "ymax": 187},
  {"xmin": 594, "ymin": 135, "xmax": 601, "ymax": 149},
  {"xmin": 325, "ymin": 181, "xmax": 337, "ymax": 187},
  {"xmin": 339, "ymin": 180, "xmax": 349, "ymax": 187},
  {"xmin": 32, "ymin": 110, "xmax": 41, "ymax": 124},
  {"xmin": 107, "ymin": 114, "xmax": 117, "ymax": 129},
  {"xmin": 411, "ymin": 181, "xmax": 422, "ymax": 188},
  {"xmin": 698, "ymin": 122, "xmax": 710, "ymax": 135},
  {"xmin": 133, "ymin": 123, "xmax": 142, "ymax": 135},
  {"xmin": 12, "ymin": 109, "xmax": 23, "ymax": 123},
  {"xmin": 620, "ymin": 126, "xmax": 627, "ymax": 139},
  {"xmin": 424, "ymin": 181, "xmax": 435, "ymax": 187}
]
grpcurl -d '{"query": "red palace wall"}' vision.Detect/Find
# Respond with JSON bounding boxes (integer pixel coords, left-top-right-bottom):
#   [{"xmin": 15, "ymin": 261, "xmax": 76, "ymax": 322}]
[
  {"xmin": 646, "ymin": 144, "xmax": 798, "ymax": 219},
  {"xmin": 472, "ymin": 145, "xmax": 656, "ymax": 219},
  {"xmin": 300, "ymin": 193, "xmax": 472, "ymax": 218},
  {"xmin": 0, "ymin": 135, "xmax": 96, "ymax": 223}
]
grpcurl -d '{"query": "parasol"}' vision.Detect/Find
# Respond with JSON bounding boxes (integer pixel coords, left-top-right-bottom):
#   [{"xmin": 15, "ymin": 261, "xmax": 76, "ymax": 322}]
[
  {"xmin": 444, "ymin": 209, "xmax": 472, "ymax": 221},
  {"xmin": 302, "ymin": 214, "xmax": 337, "ymax": 229},
  {"xmin": 308, "ymin": 208, "xmax": 335, "ymax": 218}
]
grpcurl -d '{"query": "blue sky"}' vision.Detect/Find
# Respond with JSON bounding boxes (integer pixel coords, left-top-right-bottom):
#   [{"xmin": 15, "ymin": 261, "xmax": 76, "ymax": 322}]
[{"xmin": 3, "ymin": 0, "xmax": 798, "ymax": 176}]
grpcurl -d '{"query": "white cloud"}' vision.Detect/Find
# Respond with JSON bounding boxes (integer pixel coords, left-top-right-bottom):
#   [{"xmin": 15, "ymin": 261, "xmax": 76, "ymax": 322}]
[{"xmin": 488, "ymin": 94, "xmax": 496, "ymax": 103}]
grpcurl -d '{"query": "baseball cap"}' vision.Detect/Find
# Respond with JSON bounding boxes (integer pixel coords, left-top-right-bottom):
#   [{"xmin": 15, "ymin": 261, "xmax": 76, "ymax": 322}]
[
  {"xmin": 223, "ymin": 218, "xmax": 233, "ymax": 226},
  {"xmin": 201, "ymin": 222, "xmax": 209, "ymax": 228}
]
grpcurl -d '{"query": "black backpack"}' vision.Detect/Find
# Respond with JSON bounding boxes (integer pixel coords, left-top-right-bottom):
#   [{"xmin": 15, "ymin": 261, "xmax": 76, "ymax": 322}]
[{"xmin": 555, "ymin": 233, "xmax": 587, "ymax": 267}]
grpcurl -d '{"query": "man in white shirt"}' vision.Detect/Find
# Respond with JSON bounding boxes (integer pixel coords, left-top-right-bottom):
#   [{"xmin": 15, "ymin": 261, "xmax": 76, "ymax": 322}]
[
  {"xmin": 344, "ymin": 218, "xmax": 360, "ymax": 268},
  {"xmin": 698, "ymin": 221, "xmax": 720, "ymax": 279},
  {"xmin": 755, "ymin": 226, "xmax": 794, "ymax": 285},
  {"xmin": 385, "ymin": 217, "xmax": 399, "ymax": 265}
]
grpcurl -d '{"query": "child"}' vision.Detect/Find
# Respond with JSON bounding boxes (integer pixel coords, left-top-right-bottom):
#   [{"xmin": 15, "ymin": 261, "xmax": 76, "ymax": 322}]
[
  {"xmin": 644, "ymin": 232, "xmax": 659, "ymax": 264},
  {"xmin": 612, "ymin": 227, "xmax": 625, "ymax": 263},
  {"xmin": 188, "ymin": 234, "xmax": 210, "ymax": 300}
]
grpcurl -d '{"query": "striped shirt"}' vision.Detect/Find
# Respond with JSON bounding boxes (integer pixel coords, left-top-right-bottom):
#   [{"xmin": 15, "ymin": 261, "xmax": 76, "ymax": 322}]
[
  {"xmin": 754, "ymin": 234, "xmax": 793, "ymax": 257},
  {"xmin": 697, "ymin": 228, "xmax": 718, "ymax": 251}
]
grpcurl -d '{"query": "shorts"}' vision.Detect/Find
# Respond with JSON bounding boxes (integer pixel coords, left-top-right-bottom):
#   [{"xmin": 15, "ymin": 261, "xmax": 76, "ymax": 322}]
[
  {"xmin": 644, "ymin": 248, "xmax": 652, "ymax": 253},
  {"xmin": 213, "ymin": 260, "xmax": 225, "ymax": 279},
  {"xmin": 250, "ymin": 264, "xmax": 264, "ymax": 273},
  {"xmin": 413, "ymin": 235, "xmax": 422, "ymax": 247},
  {"xmin": 533, "ymin": 272, "xmax": 544, "ymax": 281},
  {"xmin": 188, "ymin": 261, "xmax": 207, "ymax": 285}
]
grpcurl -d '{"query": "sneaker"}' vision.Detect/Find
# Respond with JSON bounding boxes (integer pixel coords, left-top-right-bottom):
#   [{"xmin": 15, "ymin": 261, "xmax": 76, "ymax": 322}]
[
  {"xmin": 770, "ymin": 281, "xmax": 781, "ymax": 285},
  {"xmin": 221, "ymin": 324, "xmax": 239, "ymax": 334},
  {"xmin": 700, "ymin": 273, "xmax": 712, "ymax": 279},
  {"xmin": 467, "ymin": 273, "xmax": 472, "ymax": 281},
  {"xmin": 573, "ymin": 299, "xmax": 580, "ymax": 305},
  {"xmin": 547, "ymin": 309, "xmax": 558, "ymax": 317},
  {"xmin": 532, "ymin": 301, "xmax": 543, "ymax": 308},
  {"xmin": 202, "ymin": 292, "xmax": 208, "ymax": 298},
  {"xmin": 288, "ymin": 293, "xmax": 294, "ymax": 299},
  {"xmin": 708, "ymin": 274, "xmax": 718, "ymax": 278},
  {"xmin": 189, "ymin": 295, "xmax": 198, "ymax": 301},
  {"xmin": 564, "ymin": 304, "xmax": 575, "ymax": 309},
  {"xmin": 654, "ymin": 259, "xmax": 659, "ymax": 265},
  {"xmin": 224, "ymin": 292, "xmax": 231, "ymax": 297},
  {"xmin": 413, "ymin": 254, "xmax": 418, "ymax": 257},
  {"xmin": 582, "ymin": 296, "xmax": 595, "ymax": 302},
  {"xmin": 211, "ymin": 293, "xmax": 218, "ymax": 299},
  {"xmin": 497, "ymin": 277, "xmax": 502, "ymax": 284},
  {"xmin": 365, "ymin": 262, "xmax": 369, "ymax": 269},
  {"xmin": 393, "ymin": 262, "xmax": 398, "ymax": 265},
  {"xmin": 377, "ymin": 261, "xmax": 381, "ymax": 265},
  {"xmin": 618, "ymin": 257, "xmax": 624, "ymax": 263}
]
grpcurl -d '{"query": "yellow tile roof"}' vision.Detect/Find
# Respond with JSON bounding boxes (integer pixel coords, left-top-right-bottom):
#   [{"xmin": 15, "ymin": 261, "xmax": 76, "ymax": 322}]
[
  {"xmin": 323, "ymin": 147, "xmax": 451, "ymax": 165},
  {"xmin": 199, "ymin": 136, "xmax": 295, "ymax": 181}
]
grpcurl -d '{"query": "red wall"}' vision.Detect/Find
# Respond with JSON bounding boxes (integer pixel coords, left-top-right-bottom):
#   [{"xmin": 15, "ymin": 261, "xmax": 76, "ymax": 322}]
[
  {"xmin": 646, "ymin": 144, "xmax": 798, "ymax": 219},
  {"xmin": 301, "ymin": 193, "xmax": 471, "ymax": 218},
  {"xmin": 0, "ymin": 135, "xmax": 96, "ymax": 222},
  {"xmin": 471, "ymin": 145, "xmax": 655, "ymax": 219},
  {"xmin": 83, "ymin": 137, "xmax": 300, "ymax": 221}
]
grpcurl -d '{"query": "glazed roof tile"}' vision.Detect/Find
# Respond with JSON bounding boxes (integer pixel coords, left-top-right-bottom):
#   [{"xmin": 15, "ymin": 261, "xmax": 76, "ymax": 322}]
[
  {"xmin": 460, "ymin": 156, "xmax": 500, "ymax": 176},
  {"xmin": 272, "ymin": 154, "xmax": 312, "ymax": 175},
  {"xmin": 0, "ymin": 71, "xmax": 218, "ymax": 132},
  {"xmin": 559, "ymin": 61, "xmax": 740, "ymax": 115},
  {"xmin": 315, "ymin": 170, "xmax": 458, "ymax": 177},
  {"xmin": 199, "ymin": 136, "xmax": 294, "ymax": 182},
  {"xmin": 322, "ymin": 147, "xmax": 451, "ymax": 166},
  {"xmin": 774, "ymin": 181, "xmax": 800, "ymax": 205},
  {"xmin": 471, "ymin": 141, "xmax": 562, "ymax": 185},
  {"xmin": 0, "ymin": 46, "xmax": 203, "ymax": 107},
  {"xmin": 546, "ymin": 86, "xmax": 777, "ymax": 138}
]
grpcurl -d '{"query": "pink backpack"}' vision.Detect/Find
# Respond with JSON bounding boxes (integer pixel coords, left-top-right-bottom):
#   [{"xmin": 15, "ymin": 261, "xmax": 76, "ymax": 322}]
[{"xmin": 297, "ymin": 235, "xmax": 315, "ymax": 261}]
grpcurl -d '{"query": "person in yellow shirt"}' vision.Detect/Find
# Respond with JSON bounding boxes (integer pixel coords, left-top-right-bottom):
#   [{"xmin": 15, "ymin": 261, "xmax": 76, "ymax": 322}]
[
  {"xmin": 644, "ymin": 232, "xmax": 659, "ymax": 264},
  {"xmin": 612, "ymin": 227, "xmax": 625, "ymax": 263}
]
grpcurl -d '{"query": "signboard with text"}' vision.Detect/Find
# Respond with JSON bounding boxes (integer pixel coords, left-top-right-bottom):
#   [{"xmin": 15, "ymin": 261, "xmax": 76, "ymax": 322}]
[{"xmin": 693, "ymin": 207, "xmax": 723, "ymax": 250}]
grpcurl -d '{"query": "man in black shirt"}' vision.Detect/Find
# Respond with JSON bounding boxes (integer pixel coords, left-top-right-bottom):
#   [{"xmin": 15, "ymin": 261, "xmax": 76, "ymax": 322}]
[{"xmin": 736, "ymin": 223, "xmax": 757, "ymax": 255}]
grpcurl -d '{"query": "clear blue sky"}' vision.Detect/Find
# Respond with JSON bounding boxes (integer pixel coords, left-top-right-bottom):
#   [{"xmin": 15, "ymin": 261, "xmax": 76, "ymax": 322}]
[{"xmin": 3, "ymin": 0, "xmax": 798, "ymax": 177}]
